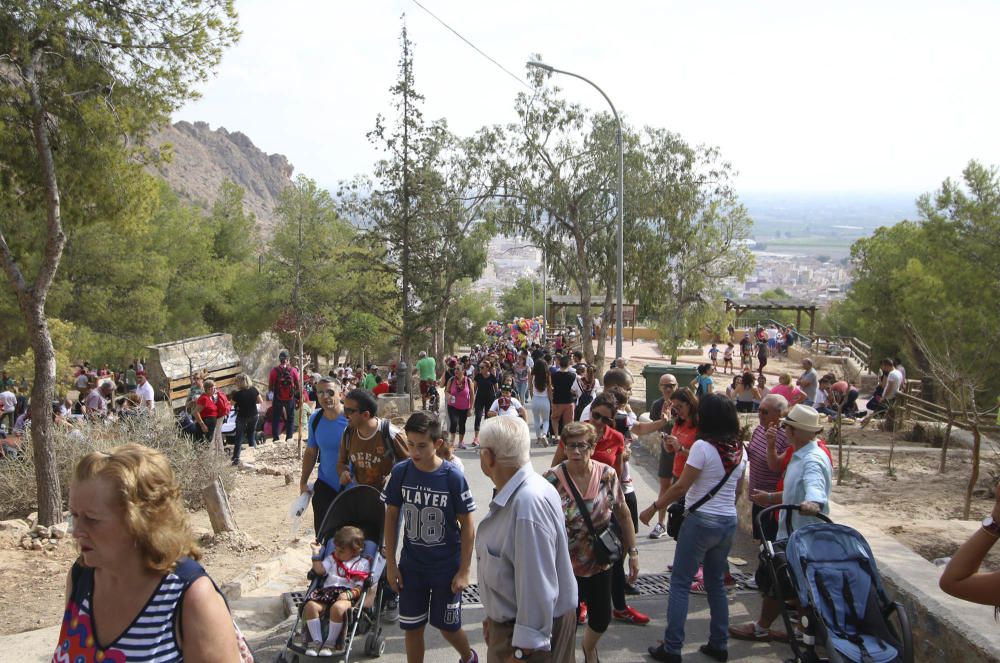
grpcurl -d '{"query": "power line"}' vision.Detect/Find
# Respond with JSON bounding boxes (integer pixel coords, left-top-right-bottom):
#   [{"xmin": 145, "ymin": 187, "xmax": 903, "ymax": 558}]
[{"xmin": 410, "ymin": 0, "xmax": 533, "ymax": 91}]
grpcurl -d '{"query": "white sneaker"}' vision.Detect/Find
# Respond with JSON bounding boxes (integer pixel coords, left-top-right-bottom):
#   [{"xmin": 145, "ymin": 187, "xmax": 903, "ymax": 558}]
[
  {"xmin": 318, "ymin": 646, "xmax": 335, "ymax": 657},
  {"xmin": 649, "ymin": 522, "xmax": 666, "ymax": 539},
  {"xmin": 305, "ymin": 641, "xmax": 322, "ymax": 656}
]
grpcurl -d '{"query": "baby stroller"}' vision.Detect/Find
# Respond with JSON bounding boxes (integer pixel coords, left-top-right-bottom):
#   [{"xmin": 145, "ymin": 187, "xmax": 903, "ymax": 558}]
[
  {"xmin": 756, "ymin": 505, "xmax": 913, "ymax": 663},
  {"xmin": 277, "ymin": 485, "xmax": 388, "ymax": 663}
]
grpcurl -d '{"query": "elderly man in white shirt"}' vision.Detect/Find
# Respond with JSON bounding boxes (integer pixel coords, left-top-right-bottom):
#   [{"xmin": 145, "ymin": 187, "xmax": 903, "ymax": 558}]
[{"xmin": 476, "ymin": 417, "xmax": 577, "ymax": 662}]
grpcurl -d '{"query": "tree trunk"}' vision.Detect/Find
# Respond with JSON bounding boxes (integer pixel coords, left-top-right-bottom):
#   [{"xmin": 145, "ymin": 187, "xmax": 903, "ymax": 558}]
[
  {"xmin": 939, "ymin": 404, "xmax": 953, "ymax": 474},
  {"xmin": 964, "ymin": 421, "xmax": 981, "ymax": 520},
  {"xmin": 572, "ymin": 214, "xmax": 595, "ymax": 367},
  {"xmin": 29, "ymin": 305, "xmax": 63, "ymax": 526},
  {"xmin": 297, "ymin": 332, "xmax": 305, "ymax": 458},
  {"xmin": 201, "ymin": 476, "xmax": 238, "ymax": 533},
  {"xmin": 595, "ymin": 289, "xmax": 614, "ymax": 375},
  {"xmin": 0, "ymin": 51, "xmax": 69, "ymax": 528}
]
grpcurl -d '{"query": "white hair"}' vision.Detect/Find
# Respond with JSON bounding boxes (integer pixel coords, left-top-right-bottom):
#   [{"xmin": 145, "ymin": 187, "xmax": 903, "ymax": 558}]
[
  {"xmin": 480, "ymin": 417, "xmax": 530, "ymax": 467},
  {"xmin": 761, "ymin": 393, "xmax": 789, "ymax": 414}
]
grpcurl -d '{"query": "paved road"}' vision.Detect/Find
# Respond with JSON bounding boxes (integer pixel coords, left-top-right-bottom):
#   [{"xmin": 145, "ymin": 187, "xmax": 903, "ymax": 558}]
[{"xmin": 250, "ymin": 417, "xmax": 790, "ymax": 662}]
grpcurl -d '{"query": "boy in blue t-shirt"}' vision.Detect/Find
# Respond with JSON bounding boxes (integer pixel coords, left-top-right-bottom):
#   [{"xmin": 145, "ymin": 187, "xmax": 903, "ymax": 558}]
[{"xmin": 383, "ymin": 411, "xmax": 478, "ymax": 663}]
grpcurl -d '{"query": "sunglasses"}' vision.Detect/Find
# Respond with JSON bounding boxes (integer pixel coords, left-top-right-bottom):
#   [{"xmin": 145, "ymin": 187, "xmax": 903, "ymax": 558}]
[
  {"xmin": 660, "ymin": 383, "xmax": 677, "ymax": 389},
  {"xmin": 343, "ymin": 407, "xmax": 358, "ymax": 415},
  {"xmin": 319, "ymin": 389, "xmax": 338, "ymax": 398},
  {"xmin": 590, "ymin": 411, "xmax": 614, "ymax": 424}
]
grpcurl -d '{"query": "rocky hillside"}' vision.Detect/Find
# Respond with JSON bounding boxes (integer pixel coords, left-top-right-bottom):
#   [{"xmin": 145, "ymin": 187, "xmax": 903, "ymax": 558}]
[{"xmin": 147, "ymin": 121, "xmax": 294, "ymax": 233}]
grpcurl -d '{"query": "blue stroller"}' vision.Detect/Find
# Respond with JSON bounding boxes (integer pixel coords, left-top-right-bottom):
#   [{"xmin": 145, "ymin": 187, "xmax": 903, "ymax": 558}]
[
  {"xmin": 277, "ymin": 485, "xmax": 389, "ymax": 663},
  {"xmin": 756, "ymin": 505, "xmax": 913, "ymax": 663}
]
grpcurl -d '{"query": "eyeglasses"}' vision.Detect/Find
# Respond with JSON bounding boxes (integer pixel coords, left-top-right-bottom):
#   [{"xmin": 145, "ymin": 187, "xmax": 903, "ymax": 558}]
[
  {"xmin": 343, "ymin": 407, "xmax": 358, "ymax": 415},
  {"xmin": 565, "ymin": 442, "xmax": 591, "ymax": 451},
  {"xmin": 590, "ymin": 411, "xmax": 614, "ymax": 424},
  {"xmin": 319, "ymin": 389, "xmax": 338, "ymax": 398}
]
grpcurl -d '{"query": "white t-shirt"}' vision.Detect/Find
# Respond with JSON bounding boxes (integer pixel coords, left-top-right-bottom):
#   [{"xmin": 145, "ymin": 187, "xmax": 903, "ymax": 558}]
[
  {"xmin": 682, "ymin": 439, "xmax": 746, "ymax": 517},
  {"xmin": 489, "ymin": 397, "xmax": 524, "ymax": 416},
  {"xmin": 884, "ymin": 369, "xmax": 903, "ymax": 400},
  {"xmin": 0, "ymin": 391, "xmax": 16, "ymax": 413},
  {"xmin": 767, "ymin": 328, "xmax": 777, "ymax": 340},
  {"xmin": 135, "ymin": 381, "xmax": 155, "ymax": 405}
]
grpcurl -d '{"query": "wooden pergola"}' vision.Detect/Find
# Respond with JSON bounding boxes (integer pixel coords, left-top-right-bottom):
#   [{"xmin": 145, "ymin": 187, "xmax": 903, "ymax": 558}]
[
  {"xmin": 725, "ymin": 297, "xmax": 818, "ymax": 335},
  {"xmin": 547, "ymin": 295, "xmax": 641, "ymax": 343}
]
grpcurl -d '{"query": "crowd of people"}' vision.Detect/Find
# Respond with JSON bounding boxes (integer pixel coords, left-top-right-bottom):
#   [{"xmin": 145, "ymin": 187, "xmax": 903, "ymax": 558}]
[{"xmin": 40, "ymin": 328, "xmax": 1000, "ymax": 663}]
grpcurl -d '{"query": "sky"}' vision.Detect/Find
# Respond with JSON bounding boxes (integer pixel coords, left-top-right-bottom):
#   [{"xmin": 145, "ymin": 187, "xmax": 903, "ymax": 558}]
[{"xmin": 176, "ymin": 0, "xmax": 1000, "ymax": 197}]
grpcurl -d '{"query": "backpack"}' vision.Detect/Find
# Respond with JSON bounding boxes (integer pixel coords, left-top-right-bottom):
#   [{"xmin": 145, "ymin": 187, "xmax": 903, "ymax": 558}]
[{"xmin": 276, "ymin": 365, "xmax": 295, "ymax": 400}]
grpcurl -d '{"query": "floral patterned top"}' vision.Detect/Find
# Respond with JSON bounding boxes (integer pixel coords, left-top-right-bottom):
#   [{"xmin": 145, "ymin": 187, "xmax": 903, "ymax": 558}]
[{"xmin": 543, "ymin": 461, "xmax": 623, "ymax": 578}]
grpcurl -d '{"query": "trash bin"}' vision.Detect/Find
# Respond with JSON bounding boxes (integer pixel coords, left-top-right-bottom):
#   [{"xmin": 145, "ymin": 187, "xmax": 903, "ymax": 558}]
[{"xmin": 640, "ymin": 364, "xmax": 699, "ymax": 411}]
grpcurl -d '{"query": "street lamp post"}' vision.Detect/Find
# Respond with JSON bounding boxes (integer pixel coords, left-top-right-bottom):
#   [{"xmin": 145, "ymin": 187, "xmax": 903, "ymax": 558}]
[{"xmin": 526, "ymin": 61, "xmax": 624, "ymax": 361}]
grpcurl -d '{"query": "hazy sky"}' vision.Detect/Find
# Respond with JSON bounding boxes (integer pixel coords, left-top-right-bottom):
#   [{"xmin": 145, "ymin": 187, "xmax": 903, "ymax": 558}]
[{"xmin": 176, "ymin": 0, "xmax": 1000, "ymax": 196}]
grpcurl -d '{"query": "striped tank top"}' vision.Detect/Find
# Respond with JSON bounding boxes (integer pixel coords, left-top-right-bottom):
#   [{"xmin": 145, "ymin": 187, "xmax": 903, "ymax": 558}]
[{"xmin": 53, "ymin": 565, "xmax": 188, "ymax": 662}]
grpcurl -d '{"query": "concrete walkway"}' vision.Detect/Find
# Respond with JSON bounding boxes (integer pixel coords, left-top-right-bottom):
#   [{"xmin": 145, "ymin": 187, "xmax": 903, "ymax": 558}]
[{"xmin": 242, "ymin": 429, "xmax": 790, "ymax": 662}]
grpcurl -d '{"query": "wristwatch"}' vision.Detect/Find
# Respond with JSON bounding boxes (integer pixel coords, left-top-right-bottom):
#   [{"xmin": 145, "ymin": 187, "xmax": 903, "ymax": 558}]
[
  {"xmin": 982, "ymin": 516, "xmax": 1000, "ymax": 537},
  {"xmin": 628, "ymin": 548, "xmax": 639, "ymax": 557},
  {"xmin": 512, "ymin": 648, "xmax": 530, "ymax": 661}
]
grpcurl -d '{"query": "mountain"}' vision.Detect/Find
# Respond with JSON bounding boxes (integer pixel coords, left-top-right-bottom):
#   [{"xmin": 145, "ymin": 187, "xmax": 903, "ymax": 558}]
[{"xmin": 147, "ymin": 121, "xmax": 294, "ymax": 233}]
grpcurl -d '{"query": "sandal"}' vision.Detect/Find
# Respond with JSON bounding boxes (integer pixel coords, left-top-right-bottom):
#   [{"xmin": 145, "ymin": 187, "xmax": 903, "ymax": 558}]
[{"xmin": 728, "ymin": 622, "xmax": 772, "ymax": 642}]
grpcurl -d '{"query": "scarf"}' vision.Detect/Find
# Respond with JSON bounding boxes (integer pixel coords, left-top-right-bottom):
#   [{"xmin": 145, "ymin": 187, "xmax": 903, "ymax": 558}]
[
  {"xmin": 498, "ymin": 396, "xmax": 512, "ymax": 410},
  {"xmin": 706, "ymin": 436, "xmax": 744, "ymax": 473},
  {"xmin": 335, "ymin": 558, "xmax": 370, "ymax": 582}
]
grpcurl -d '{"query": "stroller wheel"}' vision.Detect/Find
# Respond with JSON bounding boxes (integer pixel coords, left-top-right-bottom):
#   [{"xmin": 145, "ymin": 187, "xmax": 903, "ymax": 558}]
[{"xmin": 364, "ymin": 632, "xmax": 386, "ymax": 658}]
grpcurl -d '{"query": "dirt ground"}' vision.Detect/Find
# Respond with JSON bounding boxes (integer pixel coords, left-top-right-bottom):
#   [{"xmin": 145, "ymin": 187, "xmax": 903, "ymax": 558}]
[
  {"xmin": 0, "ymin": 438, "xmax": 305, "ymax": 636},
  {"xmin": 2, "ymin": 414, "xmax": 998, "ymax": 636},
  {"xmin": 825, "ymin": 424, "xmax": 1000, "ymax": 570}
]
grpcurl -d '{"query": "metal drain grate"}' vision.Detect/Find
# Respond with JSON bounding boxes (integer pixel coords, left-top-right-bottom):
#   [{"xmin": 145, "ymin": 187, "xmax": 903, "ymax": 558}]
[
  {"xmin": 280, "ymin": 570, "xmax": 756, "ymax": 616},
  {"xmin": 461, "ymin": 584, "xmax": 481, "ymax": 605}
]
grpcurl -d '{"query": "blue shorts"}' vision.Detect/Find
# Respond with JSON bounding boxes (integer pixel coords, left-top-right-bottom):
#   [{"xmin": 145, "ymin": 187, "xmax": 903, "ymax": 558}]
[{"xmin": 397, "ymin": 567, "xmax": 462, "ymax": 632}]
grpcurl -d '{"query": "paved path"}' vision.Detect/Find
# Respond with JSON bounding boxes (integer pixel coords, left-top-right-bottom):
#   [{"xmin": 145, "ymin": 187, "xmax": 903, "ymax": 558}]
[{"xmin": 248, "ymin": 421, "xmax": 790, "ymax": 662}]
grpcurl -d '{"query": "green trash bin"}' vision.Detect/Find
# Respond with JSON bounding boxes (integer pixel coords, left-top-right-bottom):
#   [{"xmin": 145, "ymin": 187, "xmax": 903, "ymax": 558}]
[{"xmin": 640, "ymin": 364, "xmax": 700, "ymax": 411}]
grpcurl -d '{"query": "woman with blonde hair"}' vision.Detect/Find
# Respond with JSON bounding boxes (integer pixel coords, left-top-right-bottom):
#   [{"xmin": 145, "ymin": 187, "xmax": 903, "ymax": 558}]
[{"xmin": 55, "ymin": 444, "xmax": 239, "ymax": 661}]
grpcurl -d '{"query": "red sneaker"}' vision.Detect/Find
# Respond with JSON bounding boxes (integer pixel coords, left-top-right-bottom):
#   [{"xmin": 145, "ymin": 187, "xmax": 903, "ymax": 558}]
[
  {"xmin": 577, "ymin": 602, "xmax": 588, "ymax": 625},
  {"xmin": 612, "ymin": 605, "xmax": 650, "ymax": 625}
]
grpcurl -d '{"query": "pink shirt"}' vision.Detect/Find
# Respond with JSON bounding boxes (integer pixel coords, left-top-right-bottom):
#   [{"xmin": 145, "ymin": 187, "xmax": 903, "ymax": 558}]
[{"xmin": 771, "ymin": 383, "xmax": 802, "ymax": 404}]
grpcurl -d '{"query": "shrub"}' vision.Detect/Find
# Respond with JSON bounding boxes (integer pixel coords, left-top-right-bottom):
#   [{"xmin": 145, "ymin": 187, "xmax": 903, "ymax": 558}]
[{"xmin": 0, "ymin": 413, "xmax": 235, "ymax": 519}]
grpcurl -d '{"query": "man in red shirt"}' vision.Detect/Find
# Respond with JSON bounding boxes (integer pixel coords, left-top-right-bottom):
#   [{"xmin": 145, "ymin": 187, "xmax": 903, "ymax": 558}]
[{"xmin": 268, "ymin": 350, "xmax": 300, "ymax": 442}]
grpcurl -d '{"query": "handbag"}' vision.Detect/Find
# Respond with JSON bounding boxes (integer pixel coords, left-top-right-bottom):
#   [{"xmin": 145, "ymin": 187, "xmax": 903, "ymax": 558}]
[
  {"xmin": 665, "ymin": 461, "xmax": 741, "ymax": 541},
  {"xmin": 560, "ymin": 463, "xmax": 624, "ymax": 565}
]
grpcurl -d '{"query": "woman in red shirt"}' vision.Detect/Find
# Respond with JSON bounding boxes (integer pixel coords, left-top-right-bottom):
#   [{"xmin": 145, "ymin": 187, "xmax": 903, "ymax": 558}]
[
  {"xmin": 551, "ymin": 392, "xmax": 624, "ymax": 477},
  {"xmin": 194, "ymin": 379, "xmax": 229, "ymax": 445},
  {"xmin": 664, "ymin": 388, "xmax": 699, "ymax": 480}
]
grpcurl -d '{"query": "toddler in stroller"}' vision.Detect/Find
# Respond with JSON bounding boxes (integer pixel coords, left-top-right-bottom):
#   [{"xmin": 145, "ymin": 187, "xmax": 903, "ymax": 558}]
[
  {"xmin": 279, "ymin": 485, "xmax": 388, "ymax": 663},
  {"xmin": 303, "ymin": 525, "xmax": 371, "ymax": 656}
]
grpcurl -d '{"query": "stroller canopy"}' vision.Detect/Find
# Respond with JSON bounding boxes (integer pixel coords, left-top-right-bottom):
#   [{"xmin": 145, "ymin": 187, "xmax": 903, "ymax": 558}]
[{"xmin": 318, "ymin": 485, "xmax": 386, "ymax": 546}]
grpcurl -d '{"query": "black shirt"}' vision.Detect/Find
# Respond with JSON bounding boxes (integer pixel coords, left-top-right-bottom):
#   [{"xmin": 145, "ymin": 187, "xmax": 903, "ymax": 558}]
[
  {"xmin": 232, "ymin": 387, "xmax": 260, "ymax": 417},
  {"xmin": 474, "ymin": 374, "xmax": 498, "ymax": 403},
  {"xmin": 551, "ymin": 371, "xmax": 577, "ymax": 404}
]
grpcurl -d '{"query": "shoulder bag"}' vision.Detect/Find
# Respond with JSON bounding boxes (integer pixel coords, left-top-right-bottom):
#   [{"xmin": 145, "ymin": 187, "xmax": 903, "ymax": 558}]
[
  {"xmin": 666, "ymin": 458, "xmax": 741, "ymax": 541},
  {"xmin": 560, "ymin": 462, "xmax": 624, "ymax": 565}
]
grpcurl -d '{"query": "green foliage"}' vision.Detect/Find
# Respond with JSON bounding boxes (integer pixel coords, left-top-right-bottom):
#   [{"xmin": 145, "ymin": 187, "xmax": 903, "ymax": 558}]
[
  {"xmin": 628, "ymin": 129, "xmax": 755, "ymax": 360},
  {"xmin": 4, "ymin": 318, "xmax": 76, "ymax": 389},
  {"xmin": 499, "ymin": 278, "xmax": 543, "ymax": 320},
  {"xmin": 844, "ymin": 160, "xmax": 1000, "ymax": 398},
  {"xmin": 445, "ymin": 288, "xmax": 497, "ymax": 353}
]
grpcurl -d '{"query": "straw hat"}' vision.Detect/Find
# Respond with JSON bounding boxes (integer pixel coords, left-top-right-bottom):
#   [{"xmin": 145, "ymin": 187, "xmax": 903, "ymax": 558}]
[{"xmin": 781, "ymin": 404, "xmax": 824, "ymax": 433}]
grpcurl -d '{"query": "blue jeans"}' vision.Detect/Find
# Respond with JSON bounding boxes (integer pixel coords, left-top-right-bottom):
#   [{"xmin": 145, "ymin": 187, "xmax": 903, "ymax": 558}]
[
  {"xmin": 232, "ymin": 415, "xmax": 258, "ymax": 463},
  {"xmin": 664, "ymin": 510, "xmax": 737, "ymax": 654}
]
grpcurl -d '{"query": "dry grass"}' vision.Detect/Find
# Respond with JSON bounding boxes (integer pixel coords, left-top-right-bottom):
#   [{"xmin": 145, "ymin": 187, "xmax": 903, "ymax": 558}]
[{"xmin": 0, "ymin": 414, "xmax": 235, "ymax": 519}]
